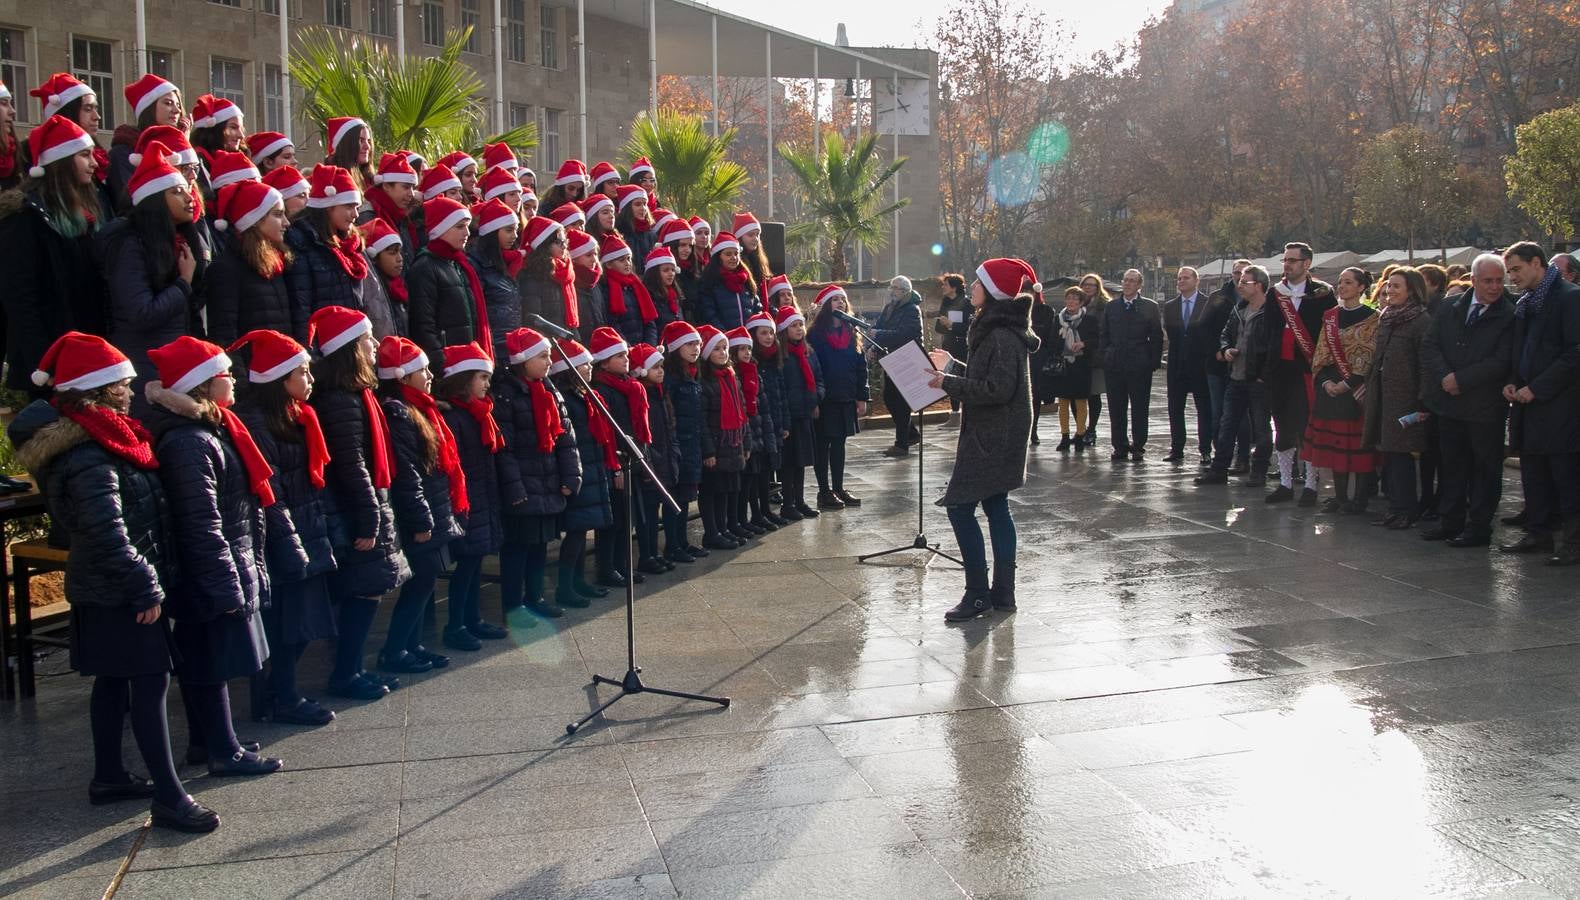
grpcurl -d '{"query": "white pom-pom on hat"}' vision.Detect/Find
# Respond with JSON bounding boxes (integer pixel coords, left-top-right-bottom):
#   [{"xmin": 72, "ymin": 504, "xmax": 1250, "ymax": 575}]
[
  {"xmin": 214, "ymin": 219, "xmax": 230, "ymax": 231},
  {"xmin": 324, "ymin": 186, "xmax": 337, "ymax": 196},
  {"xmin": 128, "ymin": 153, "xmax": 142, "ymax": 165},
  {"xmin": 31, "ymin": 369, "xmax": 50, "ymax": 387},
  {"xmin": 1032, "ymin": 282, "xmax": 1043, "ymax": 293},
  {"xmin": 48, "ymin": 93, "xmax": 61, "ymax": 105},
  {"xmin": 28, "ymin": 166, "xmax": 43, "ymax": 178}
]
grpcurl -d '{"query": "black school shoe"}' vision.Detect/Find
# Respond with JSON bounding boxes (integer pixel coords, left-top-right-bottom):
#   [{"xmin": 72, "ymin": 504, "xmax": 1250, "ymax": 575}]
[
  {"xmin": 151, "ymin": 795, "xmax": 221, "ymax": 833},
  {"xmin": 271, "ymin": 698, "xmax": 336, "ymax": 727},
  {"xmin": 572, "ymin": 578, "xmax": 610, "ymax": 598},
  {"xmin": 816, "ymin": 490, "xmax": 846, "ymax": 510},
  {"xmin": 1265, "ymin": 486, "xmax": 1294, "ymax": 504},
  {"xmin": 795, "ymin": 503, "xmax": 820, "ymax": 519},
  {"xmin": 779, "ymin": 505, "xmax": 805, "ymax": 522},
  {"xmin": 665, "ymin": 547, "xmax": 697, "ymax": 564},
  {"xmin": 637, "ymin": 556, "xmax": 670, "ymax": 576},
  {"xmin": 685, "ymin": 543, "xmax": 711, "ymax": 558},
  {"xmin": 89, "ymin": 773, "xmax": 156, "ymax": 805},
  {"xmin": 186, "ymin": 741, "xmax": 262, "ymax": 766},
  {"xmin": 441, "ymin": 627, "xmax": 483, "ymax": 652},
  {"xmin": 469, "ymin": 622, "xmax": 509, "ymax": 640},
  {"xmin": 378, "ymin": 650, "xmax": 434, "ymax": 674},
  {"xmin": 411, "ymin": 646, "xmax": 451, "ymax": 669},
  {"xmin": 1298, "ymin": 488, "xmax": 1318, "ymax": 508},
  {"xmin": 207, "ymin": 749, "xmax": 283, "ymax": 777},
  {"xmin": 834, "ymin": 490, "xmax": 861, "ymax": 507}
]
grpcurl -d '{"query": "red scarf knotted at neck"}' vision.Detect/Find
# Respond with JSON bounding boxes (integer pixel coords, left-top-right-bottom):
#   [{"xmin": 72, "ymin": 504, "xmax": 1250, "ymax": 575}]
[
  {"xmin": 720, "ymin": 265, "xmax": 751, "ymax": 295},
  {"xmin": 595, "ymin": 370, "xmax": 651, "ymax": 444},
  {"xmin": 822, "ymin": 326, "xmax": 852, "ymax": 351},
  {"xmin": 603, "ymin": 268, "xmax": 659, "ymax": 324},
  {"xmin": 553, "ymin": 257, "xmax": 581, "ymax": 329},
  {"xmin": 714, "ymin": 367, "xmax": 746, "ymax": 431},
  {"xmin": 573, "ymin": 257, "xmax": 602, "ymax": 292},
  {"xmin": 91, "ymin": 146, "xmax": 109, "ymax": 184},
  {"xmin": 583, "ymin": 392, "xmax": 621, "ymax": 471},
  {"xmin": 787, "ymin": 339, "xmax": 816, "ymax": 393},
  {"xmin": 360, "ymin": 387, "xmax": 395, "ymax": 490},
  {"xmin": 664, "ymin": 284, "xmax": 682, "ymax": 317},
  {"xmin": 217, "ymin": 405, "xmax": 277, "ymax": 507},
  {"xmin": 331, "ymin": 229, "xmax": 370, "ymax": 282},
  {"xmin": 289, "ymin": 400, "xmax": 330, "ymax": 489},
  {"xmin": 503, "ymin": 249, "xmax": 526, "ymax": 279},
  {"xmin": 525, "ymin": 378, "xmax": 566, "ymax": 453},
  {"xmin": 427, "ymin": 239, "xmax": 493, "ymax": 360},
  {"xmin": 385, "ymin": 273, "xmax": 408, "ymax": 304},
  {"xmin": 737, "ymin": 359, "xmax": 760, "ymax": 416},
  {"xmin": 55, "ymin": 401, "xmax": 158, "ymax": 470},
  {"xmin": 454, "ymin": 394, "xmax": 505, "ymax": 453},
  {"xmin": 368, "ymin": 186, "xmax": 423, "ymax": 252},
  {"xmin": 400, "ymin": 384, "xmax": 468, "ymax": 515}
]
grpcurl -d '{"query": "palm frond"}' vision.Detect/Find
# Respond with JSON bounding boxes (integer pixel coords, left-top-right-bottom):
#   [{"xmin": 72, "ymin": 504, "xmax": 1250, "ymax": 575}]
[
  {"xmin": 775, "ymin": 131, "xmax": 910, "ymax": 278},
  {"xmin": 623, "ymin": 111, "xmax": 749, "ymax": 220}
]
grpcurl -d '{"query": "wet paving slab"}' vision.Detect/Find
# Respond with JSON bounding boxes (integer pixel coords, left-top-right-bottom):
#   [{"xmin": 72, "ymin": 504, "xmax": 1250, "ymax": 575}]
[{"xmin": 5, "ymin": 408, "xmax": 1580, "ymax": 898}]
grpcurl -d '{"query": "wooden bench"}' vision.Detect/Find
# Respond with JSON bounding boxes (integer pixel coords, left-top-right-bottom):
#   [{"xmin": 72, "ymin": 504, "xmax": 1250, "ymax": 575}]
[{"xmin": 4, "ymin": 539, "xmax": 70, "ymax": 700}]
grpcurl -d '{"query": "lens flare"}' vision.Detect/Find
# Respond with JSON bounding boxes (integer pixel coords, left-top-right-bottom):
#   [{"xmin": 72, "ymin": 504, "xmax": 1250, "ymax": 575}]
[
  {"xmin": 1026, "ymin": 121, "xmax": 1070, "ymax": 166},
  {"xmin": 987, "ymin": 151, "xmax": 1040, "ymax": 207},
  {"xmin": 931, "ymin": 243, "xmax": 945, "ymax": 256}
]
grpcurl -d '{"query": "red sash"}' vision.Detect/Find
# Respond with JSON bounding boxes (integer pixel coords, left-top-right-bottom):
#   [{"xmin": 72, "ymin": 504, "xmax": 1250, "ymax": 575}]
[
  {"xmin": 1322, "ymin": 307, "xmax": 1365, "ymax": 404},
  {"xmin": 1275, "ymin": 286, "xmax": 1316, "ymax": 365}
]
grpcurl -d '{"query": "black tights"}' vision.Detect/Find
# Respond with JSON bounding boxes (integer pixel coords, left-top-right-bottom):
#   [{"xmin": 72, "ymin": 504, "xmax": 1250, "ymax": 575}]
[
  {"xmin": 90, "ymin": 674, "xmax": 186, "ymax": 806},
  {"xmin": 699, "ymin": 487, "xmax": 734, "ymax": 538},
  {"xmin": 813, "ymin": 435, "xmax": 848, "ymax": 492},
  {"xmin": 595, "ymin": 488, "xmax": 634, "ymax": 576},
  {"xmin": 333, "ymin": 596, "xmax": 379, "ymax": 683},
  {"xmin": 746, "ymin": 466, "xmax": 773, "ymax": 522},
  {"xmin": 559, "ymin": 530, "xmax": 590, "ymax": 589},
  {"xmin": 1087, "ymin": 393, "xmax": 1103, "ymax": 434},
  {"xmin": 265, "ymin": 643, "xmax": 307, "ymax": 707},
  {"xmin": 663, "ymin": 496, "xmax": 691, "ymax": 554},
  {"xmin": 501, "ymin": 543, "xmax": 548, "ymax": 611},
  {"xmin": 180, "ymin": 680, "xmax": 244, "ymax": 762},
  {"xmin": 780, "ymin": 464, "xmax": 808, "ymax": 511},
  {"xmin": 446, "ymin": 555, "xmax": 483, "ymax": 633},
  {"xmin": 384, "ymin": 549, "xmax": 441, "ymax": 656}
]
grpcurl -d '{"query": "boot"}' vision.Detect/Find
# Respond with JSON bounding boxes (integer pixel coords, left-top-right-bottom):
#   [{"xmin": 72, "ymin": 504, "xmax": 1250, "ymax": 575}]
[
  {"xmin": 989, "ymin": 562, "xmax": 1017, "ymax": 611},
  {"xmin": 1056, "ymin": 435, "xmax": 1072, "ymax": 452},
  {"xmin": 944, "ymin": 568, "xmax": 994, "ymax": 622}
]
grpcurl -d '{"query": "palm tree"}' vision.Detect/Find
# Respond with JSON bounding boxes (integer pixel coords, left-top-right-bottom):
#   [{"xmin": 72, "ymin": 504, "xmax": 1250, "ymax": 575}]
[
  {"xmin": 778, "ymin": 132, "xmax": 908, "ymax": 281},
  {"xmin": 622, "ymin": 111, "xmax": 749, "ymax": 222},
  {"xmin": 290, "ymin": 27, "xmax": 537, "ymax": 163}
]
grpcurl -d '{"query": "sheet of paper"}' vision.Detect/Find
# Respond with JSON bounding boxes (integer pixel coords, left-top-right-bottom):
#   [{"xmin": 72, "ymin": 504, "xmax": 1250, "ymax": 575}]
[
  {"xmin": 880, "ymin": 340, "xmax": 949, "ymax": 410},
  {"xmin": 947, "ymin": 310, "xmax": 964, "ymax": 323}
]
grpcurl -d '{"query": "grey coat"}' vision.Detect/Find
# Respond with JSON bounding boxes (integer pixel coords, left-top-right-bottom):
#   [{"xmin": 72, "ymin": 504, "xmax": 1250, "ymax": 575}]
[{"xmin": 937, "ymin": 303, "xmax": 1040, "ymax": 507}]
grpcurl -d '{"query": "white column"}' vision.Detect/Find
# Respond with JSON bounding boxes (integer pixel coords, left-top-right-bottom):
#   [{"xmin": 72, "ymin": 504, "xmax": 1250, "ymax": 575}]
[
  {"xmin": 765, "ymin": 33, "xmax": 773, "ymax": 220},
  {"xmin": 134, "ymin": 0, "xmax": 148, "ymax": 78},
  {"xmin": 812, "ymin": 46, "xmax": 819, "ymax": 162},
  {"xmin": 710, "ymin": 16, "xmax": 719, "ymax": 138},
  {"xmin": 892, "ymin": 72, "xmax": 900, "ymax": 277},
  {"xmin": 854, "ymin": 59, "xmax": 861, "ymax": 281},
  {"xmin": 279, "ymin": 0, "xmax": 291, "ymax": 132},
  {"xmin": 396, "ymin": 0, "xmax": 406, "ymax": 58},
  {"xmin": 577, "ymin": 0, "xmax": 588, "ymax": 161},
  {"xmin": 647, "ymin": 0, "xmax": 657, "ymax": 117},
  {"xmin": 492, "ymin": 0, "xmax": 504, "ymax": 132}
]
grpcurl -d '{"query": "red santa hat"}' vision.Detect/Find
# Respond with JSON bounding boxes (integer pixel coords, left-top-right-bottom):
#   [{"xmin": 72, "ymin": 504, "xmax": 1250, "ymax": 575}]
[
  {"xmin": 745, "ymin": 311, "xmax": 776, "ymax": 333},
  {"xmin": 147, "ymin": 335, "xmax": 233, "ymax": 395},
  {"xmin": 548, "ymin": 339, "xmax": 592, "ymax": 375},
  {"xmin": 442, "ymin": 341, "xmax": 493, "ymax": 377},
  {"xmin": 588, "ymin": 326, "xmax": 629, "ymax": 363},
  {"xmin": 247, "ymin": 131, "xmax": 293, "ymax": 164},
  {"xmin": 360, "ymin": 218, "xmax": 402, "ymax": 257},
  {"xmin": 324, "ymin": 116, "xmax": 367, "ymax": 155},
  {"xmin": 520, "ymin": 187, "xmax": 538, "ymax": 206},
  {"xmin": 208, "ymin": 150, "xmax": 260, "ymax": 191},
  {"xmin": 580, "ymin": 194, "xmax": 613, "ymax": 221},
  {"xmin": 0, "ymin": 80, "xmax": 9, "ymax": 101},
  {"xmin": 213, "ymin": 181, "xmax": 282, "ymax": 233},
  {"xmin": 764, "ymin": 274, "xmax": 793, "ymax": 302},
  {"xmin": 644, "ymin": 246, "xmax": 677, "ymax": 272},
  {"xmin": 658, "ymin": 218, "xmax": 694, "ymax": 246},
  {"xmin": 436, "ymin": 150, "xmax": 477, "ymax": 175},
  {"xmin": 31, "ymin": 331, "xmax": 136, "ymax": 391},
  {"xmin": 308, "ymin": 305, "xmax": 372, "ymax": 356},
  {"xmin": 126, "ymin": 142, "xmax": 188, "ymax": 207},
  {"xmin": 472, "ymin": 198, "xmax": 517, "ymax": 237},
  {"xmin": 726, "ymin": 327, "xmax": 753, "ymax": 349},
  {"xmin": 227, "ymin": 330, "xmax": 310, "ymax": 383},
  {"xmin": 697, "ymin": 324, "xmax": 728, "ymax": 359},
  {"xmin": 419, "ymin": 163, "xmax": 462, "ymax": 201},
  {"xmin": 479, "ymin": 166, "xmax": 520, "ymax": 202},
  {"xmin": 711, "ymin": 230, "xmax": 741, "ymax": 255},
  {"xmin": 375, "ymin": 335, "xmax": 428, "ymax": 380},
  {"xmin": 306, "ymin": 165, "xmax": 361, "ymax": 208},
  {"xmin": 505, "ymin": 328, "xmax": 552, "ymax": 365},
  {"xmin": 554, "ymin": 158, "xmax": 589, "ymax": 187},
  {"xmin": 649, "ymin": 208, "xmax": 678, "ymax": 234},
  {"xmin": 661, "ymin": 321, "xmax": 701, "ymax": 353},
  {"xmin": 775, "ymin": 305, "xmax": 805, "ymax": 332},
  {"xmin": 25, "ymin": 115, "xmax": 94, "ymax": 179},
  {"xmin": 482, "ymin": 142, "xmax": 518, "ymax": 173},
  {"xmin": 124, "ymin": 73, "xmax": 177, "ymax": 120},
  {"xmin": 523, "ymin": 215, "xmax": 563, "ymax": 251},
  {"xmin": 730, "ymin": 211, "xmax": 761, "ymax": 238},
  {"xmin": 518, "ymin": 167, "xmax": 536, "ymax": 186},
  {"xmin": 588, "ymin": 161, "xmax": 619, "ymax": 190},
  {"xmin": 615, "ymin": 183, "xmax": 648, "ymax": 213},
  {"xmin": 399, "ymin": 149, "xmax": 426, "ymax": 169},
  {"xmin": 629, "ymin": 343, "xmax": 663, "ymax": 375},
  {"xmin": 263, "ymin": 164, "xmax": 309, "ymax": 201},
  {"xmin": 424, "ymin": 196, "xmax": 471, "ymax": 241},
  {"xmin": 130, "ymin": 125, "xmax": 199, "ymax": 168},
  {"xmin": 565, "ymin": 229, "xmax": 599, "ymax": 260},
  {"xmin": 599, "ymin": 232, "xmax": 632, "ymax": 264},
  {"xmin": 550, "ymin": 202, "xmax": 586, "ymax": 230},
  {"xmin": 31, "ymin": 72, "xmax": 94, "ymax": 120},
  {"xmin": 191, "ymin": 94, "xmax": 241, "ymax": 130},
  {"xmin": 976, "ymin": 257, "xmax": 1041, "ymax": 301},
  {"xmin": 373, "ymin": 151, "xmax": 418, "ymax": 186},
  {"xmin": 628, "ymin": 156, "xmax": 655, "ymax": 180},
  {"xmin": 814, "ymin": 284, "xmax": 847, "ymax": 308},
  {"xmin": 688, "ymin": 216, "xmax": 712, "ymax": 235}
]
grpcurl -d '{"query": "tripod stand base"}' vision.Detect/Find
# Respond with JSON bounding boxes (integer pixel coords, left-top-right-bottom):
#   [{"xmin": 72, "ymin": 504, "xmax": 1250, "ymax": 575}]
[
  {"xmin": 566, "ymin": 669, "xmax": 731, "ymax": 734},
  {"xmin": 858, "ymin": 533, "xmax": 964, "ymax": 567}
]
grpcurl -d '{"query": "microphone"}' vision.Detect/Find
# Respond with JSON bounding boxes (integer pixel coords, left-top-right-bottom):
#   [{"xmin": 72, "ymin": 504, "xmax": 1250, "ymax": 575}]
[
  {"xmin": 831, "ymin": 308, "xmax": 874, "ymax": 333},
  {"xmin": 528, "ymin": 313, "xmax": 577, "ymax": 341}
]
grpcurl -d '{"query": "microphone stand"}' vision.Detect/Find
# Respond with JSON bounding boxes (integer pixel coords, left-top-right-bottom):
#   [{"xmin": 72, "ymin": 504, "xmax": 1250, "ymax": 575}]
[
  {"xmin": 531, "ymin": 319, "xmax": 731, "ymax": 734},
  {"xmin": 834, "ymin": 311, "xmax": 961, "ymax": 569}
]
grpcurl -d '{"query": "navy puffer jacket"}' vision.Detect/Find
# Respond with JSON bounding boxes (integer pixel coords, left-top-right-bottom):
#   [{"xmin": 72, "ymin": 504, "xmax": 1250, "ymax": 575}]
[
  {"xmin": 206, "ymin": 232, "xmax": 301, "ymax": 346},
  {"xmin": 642, "ymin": 383, "xmax": 680, "ymax": 488},
  {"xmin": 494, "ymin": 375, "xmax": 582, "ymax": 517},
  {"xmin": 808, "ymin": 329, "xmax": 870, "ymax": 403},
  {"xmin": 668, "ymin": 372, "xmax": 704, "ymax": 485},
  {"xmin": 468, "ymin": 247, "xmax": 521, "ymax": 361},
  {"xmin": 782, "ymin": 341, "xmax": 826, "ymax": 418},
  {"xmin": 601, "ymin": 279, "xmax": 659, "ymax": 347},
  {"xmin": 754, "ymin": 356, "xmax": 789, "ymax": 460},
  {"xmin": 99, "ymin": 220, "xmax": 193, "ymax": 386},
  {"xmin": 696, "ymin": 277, "xmax": 761, "ymax": 331},
  {"xmin": 699, "ymin": 370, "xmax": 748, "ymax": 473},
  {"xmin": 381, "ymin": 396, "xmax": 464, "ymax": 546},
  {"xmin": 311, "ymin": 386, "xmax": 409, "ymax": 597},
  {"xmin": 236, "ymin": 402, "xmax": 334, "ymax": 584},
  {"xmin": 558, "ymin": 386, "xmax": 614, "ymax": 532},
  {"xmin": 9, "ymin": 401, "xmax": 170, "ymax": 612},
  {"xmin": 285, "ymin": 220, "xmax": 363, "ymax": 319},
  {"xmin": 441, "ymin": 400, "xmax": 504, "ymax": 557}
]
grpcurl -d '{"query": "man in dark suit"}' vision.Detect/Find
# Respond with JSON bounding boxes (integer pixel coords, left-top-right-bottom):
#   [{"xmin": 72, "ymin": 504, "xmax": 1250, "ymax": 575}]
[
  {"xmin": 1163, "ymin": 266, "xmax": 1222, "ymax": 464},
  {"xmin": 1419, "ymin": 253, "xmax": 1515, "ymax": 547},
  {"xmin": 1099, "ymin": 268, "xmax": 1165, "ymax": 462},
  {"xmin": 1264, "ymin": 242, "xmax": 1336, "ymax": 505},
  {"xmin": 1499, "ymin": 241, "xmax": 1580, "ymax": 565}
]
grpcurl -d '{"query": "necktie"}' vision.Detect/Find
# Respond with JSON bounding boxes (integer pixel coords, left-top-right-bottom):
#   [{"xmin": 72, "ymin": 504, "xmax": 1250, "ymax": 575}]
[
  {"xmin": 1467, "ymin": 303, "xmax": 1484, "ymax": 326},
  {"xmin": 1183, "ymin": 299, "xmax": 1193, "ymax": 333}
]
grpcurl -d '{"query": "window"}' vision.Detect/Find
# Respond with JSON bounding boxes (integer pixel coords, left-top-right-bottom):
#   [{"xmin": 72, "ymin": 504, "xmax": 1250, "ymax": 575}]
[
  {"xmin": 422, "ymin": 0, "xmax": 445, "ymax": 46},
  {"xmin": 509, "ymin": 102, "xmax": 531, "ymax": 129},
  {"xmin": 70, "ymin": 36, "xmax": 114, "ymax": 130},
  {"xmin": 263, "ymin": 64, "xmax": 285, "ymax": 132},
  {"xmin": 147, "ymin": 49, "xmax": 176, "ymax": 81},
  {"xmin": 208, "ymin": 0, "xmax": 241, "ymax": 7},
  {"xmin": 540, "ymin": 108, "xmax": 560, "ymax": 169},
  {"xmin": 369, "ymin": 0, "xmax": 394, "ymax": 36},
  {"xmin": 325, "ymin": 0, "xmax": 352, "ymax": 28},
  {"xmin": 261, "ymin": 0, "xmax": 279, "ymax": 14},
  {"xmin": 210, "ymin": 57, "xmax": 245, "ymax": 107},
  {"xmin": 505, "ymin": 0, "xmax": 526, "ymax": 62},
  {"xmin": 0, "ymin": 27, "xmax": 29, "ymax": 123},
  {"xmin": 459, "ymin": 0, "xmax": 479, "ymax": 52},
  {"xmin": 539, "ymin": 5, "xmax": 558, "ymax": 69}
]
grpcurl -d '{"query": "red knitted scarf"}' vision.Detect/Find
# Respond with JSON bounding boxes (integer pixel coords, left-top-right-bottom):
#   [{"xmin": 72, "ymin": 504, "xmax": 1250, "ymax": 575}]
[
  {"xmin": 526, "ymin": 378, "xmax": 566, "ymax": 454},
  {"xmin": 426, "ymin": 239, "xmax": 493, "ymax": 360},
  {"xmin": 453, "ymin": 394, "xmax": 505, "ymax": 453},
  {"xmin": 290, "ymin": 399, "xmax": 330, "ymax": 489},
  {"xmin": 330, "ymin": 229, "xmax": 370, "ymax": 281},
  {"xmin": 736, "ymin": 359, "xmax": 760, "ymax": 416},
  {"xmin": 786, "ymin": 339, "xmax": 816, "ymax": 393},
  {"xmin": 603, "ymin": 269, "xmax": 659, "ymax": 324},
  {"xmin": 56, "ymin": 401, "xmax": 157, "ymax": 470},
  {"xmin": 217, "ymin": 405, "xmax": 277, "ymax": 507},
  {"xmin": 360, "ymin": 388, "xmax": 395, "ymax": 490},
  {"xmin": 553, "ymin": 256, "xmax": 581, "ymax": 329},
  {"xmin": 714, "ymin": 367, "xmax": 746, "ymax": 430},
  {"xmin": 595, "ymin": 370, "xmax": 651, "ymax": 444},
  {"xmin": 400, "ymin": 384, "xmax": 467, "ymax": 515}
]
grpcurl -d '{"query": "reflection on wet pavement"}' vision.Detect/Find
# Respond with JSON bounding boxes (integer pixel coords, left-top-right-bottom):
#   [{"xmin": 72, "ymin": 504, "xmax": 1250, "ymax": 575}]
[{"xmin": 3, "ymin": 422, "xmax": 1580, "ymax": 899}]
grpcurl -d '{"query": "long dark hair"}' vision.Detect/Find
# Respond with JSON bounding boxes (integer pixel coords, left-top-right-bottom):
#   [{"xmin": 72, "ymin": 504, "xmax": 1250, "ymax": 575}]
[
  {"xmin": 742, "ymin": 239, "xmax": 772, "ymax": 288},
  {"xmin": 473, "ymin": 228, "xmax": 508, "ymax": 272},
  {"xmin": 551, "ymin": 368, "xmax": 584, "ymax": 397},
  {"xmin": 616, "ymin": 203, "xmax": 648, "ymax": 239},
  {"xmin": 125, "ymin": 190, "xmax": 183, "ymax": 288},
  {"xmin": 314, "ymin": 338, "xmax": 376, "ymax": 392},
  {"xmin": 327, "ymin": 125, "xmax": 373, "ymax": 190},
  {"xmin": 54, "ymin": 383, "xmax": 121, "ymax": 414},
  {"xmin": 698, "ymin": 250, "xmax": 757, "ymax": 297},
  {"xmin": 642, "ymin": 261, "xmax": 674, "ymax": 306},
  {"xmin": 189, "ymin": 124, "xmax": 226, "ymax": 159},
  {"xmin": 25, "ymin": 153, "xmax": 101, "ymax": 238},
  {"xmin": 523, "ymin": 235, "xmax": 559, "ymax": 281},
  {"xmin": 377, "ymin": 378, "xmax": 439, "ymax": 471},
  {"xmin": 664, "ymin": 346, "xmax": 698, "ymax": 385},
  {"xmin": 236, "ymin": 372, "xmax": 301, "ymax": 443},
  {"xmin": 807, "ymin": 297, "xmax": 864, "ymax": 354},
  {"xmin": 301, "ymin": 205, "xmax": 350, "ymax": 244},
  {"xmin": 540, "ymin": 180, "xmax": 584, "ymax": 213}
]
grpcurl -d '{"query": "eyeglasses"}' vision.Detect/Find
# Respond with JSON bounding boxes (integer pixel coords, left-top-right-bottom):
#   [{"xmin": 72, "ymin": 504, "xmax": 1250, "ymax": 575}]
[{"xmin": 1282, "ymin": 257, "xmax": 1305, "ymax": 263}]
